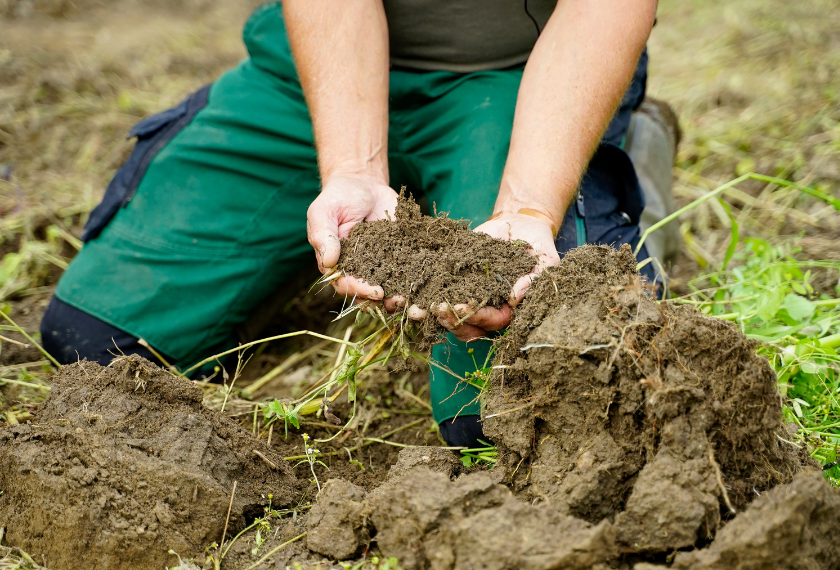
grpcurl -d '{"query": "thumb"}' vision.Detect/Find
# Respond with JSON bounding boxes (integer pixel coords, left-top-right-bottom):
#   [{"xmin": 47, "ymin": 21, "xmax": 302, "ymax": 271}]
[{"xmin": 307, "ymin": 203, "xmax": 342, "ymax": 271}]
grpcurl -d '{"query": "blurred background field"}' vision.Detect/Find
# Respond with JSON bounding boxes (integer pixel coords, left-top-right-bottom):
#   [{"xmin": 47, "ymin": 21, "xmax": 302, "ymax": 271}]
[{"xmin": 1, "ymin": 0, "xmax": 839, "ymax": 494}]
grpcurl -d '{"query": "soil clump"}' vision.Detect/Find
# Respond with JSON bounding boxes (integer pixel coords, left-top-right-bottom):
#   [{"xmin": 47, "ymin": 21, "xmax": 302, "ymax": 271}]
[
  {"xmin": 669, "ymin": 469, "xmax": 840, "ymax": 569},
  {"xmin": 483, "ymin": 244, "xmax": 816, "ymax": 551},
  {"xmin": 303, "ymin": 447, "xmax": 840, "ymax": 570},
  {"xmin": 338, "ymin": 194, "xmax": 536, "ymax": 342},
  {"xmin": 0, "ymin": 355, "xmax": 296, "ymax": 570}
]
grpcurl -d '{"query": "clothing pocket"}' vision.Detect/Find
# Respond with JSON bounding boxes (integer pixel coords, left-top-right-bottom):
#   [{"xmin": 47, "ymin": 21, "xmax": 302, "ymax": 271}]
[{"xmin": 81, "ymin": 84, "xmax": 212, "ymax": 242}]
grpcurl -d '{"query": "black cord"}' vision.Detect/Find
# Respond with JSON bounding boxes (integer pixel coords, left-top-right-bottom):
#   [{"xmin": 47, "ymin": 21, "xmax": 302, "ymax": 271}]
[{"xmin": 524, "ymin": 0, "xmax": 542, "ymax": 37}]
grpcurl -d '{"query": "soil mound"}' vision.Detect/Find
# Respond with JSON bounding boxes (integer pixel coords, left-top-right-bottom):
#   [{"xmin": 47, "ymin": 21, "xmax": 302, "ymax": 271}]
[
  {"xmin": 0, "ymin": 356, "xmax": 296, "ymax": 570},
  {"xmin": 484, "ymin": 244, "xmax": 811, "ymax": 552},
  {"xmin": 2, "ymin": 244, "xmax": 838, "ymax": 569},
  {"xmin": 338, "ymin": 194, "xmax": 536, "ymax": 340}
]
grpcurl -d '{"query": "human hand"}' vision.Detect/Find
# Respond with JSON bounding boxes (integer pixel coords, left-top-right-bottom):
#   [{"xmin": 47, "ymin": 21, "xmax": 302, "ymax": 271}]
[
  {"xmin": 407, "ymin": 211, "xmax": 561, "ymax": 342},
  {"xmin": 307, "ymin": 174, "xmax": 399, "ymax": 301},
  {"xmin": 475, "ymin": 211, "xmax": 561, "ymax": 304}
]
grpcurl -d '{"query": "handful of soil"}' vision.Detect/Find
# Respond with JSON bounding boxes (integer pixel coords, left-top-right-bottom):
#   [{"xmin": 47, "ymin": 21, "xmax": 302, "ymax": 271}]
[{"xmin": 337, "ymin": 194, "xmax": 537, "ymax": 326}]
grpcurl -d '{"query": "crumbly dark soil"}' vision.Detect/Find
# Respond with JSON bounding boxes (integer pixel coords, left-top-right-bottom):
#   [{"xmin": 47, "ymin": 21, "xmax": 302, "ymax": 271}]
[
  {"xmin": 296, "ymin": 247, "xmax": 838, "ymax": 570},
  {"xmin": 0, "ymin": 356, "xmax": 296, "ymax": 570},
  {"xmin": 338, "ymin": 194, "xmax": 536, "ymax": 342},
  {"xmin": 3, "ymin": 245, "xmax": 839, "ymax": 570}
]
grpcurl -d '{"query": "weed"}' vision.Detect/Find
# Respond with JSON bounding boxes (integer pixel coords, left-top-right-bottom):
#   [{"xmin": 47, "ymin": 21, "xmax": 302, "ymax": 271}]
[
  {"xmin": 201, "ymin": 493, "xmax": 312, "ymax": 570},
  {"xmin": 459, "ymin": 440, "xmax": 498, "ymax": 468},
  {"xmin": 294, "ymin": 433, "xmax": 328, "ymax": 493},
  {"xmin": 340, "ymin": 555, "xmax": 403, "ymax": 570},
  {"xmin": 249, "ymin": 519, "xmax": 270, "ymax": 556},
  {"xmin": 259, "ymin": 315, "xmax": 392, "ymax": 437}
]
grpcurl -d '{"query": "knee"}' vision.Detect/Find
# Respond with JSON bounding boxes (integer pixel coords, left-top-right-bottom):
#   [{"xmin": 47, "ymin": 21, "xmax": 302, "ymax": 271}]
[
  {"xmin": 438, "ymin": 415, "xmax": 486, "ymax": 448},
  {"xmin": 40, "ymin": 297, "xmax": 84, "ymax": 365},
  {"xmin": 40, "ymin": 297, "xmax": 121, "ymax": 366}
]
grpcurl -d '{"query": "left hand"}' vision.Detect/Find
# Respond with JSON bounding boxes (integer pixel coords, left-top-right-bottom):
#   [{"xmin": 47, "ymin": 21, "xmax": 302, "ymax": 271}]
[{"xmin": 407, "ymin": 212, "xmax": 561, "ymax": 342}]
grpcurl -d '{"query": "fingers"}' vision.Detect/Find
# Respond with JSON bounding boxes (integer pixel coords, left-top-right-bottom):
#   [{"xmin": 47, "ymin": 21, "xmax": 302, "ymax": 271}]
[
  {"xmin": 383, "ymin": 295, "xmax": 406, "ymax": 313},
  {"xmin": 430, "ymin": 302, "xmax": 513, "ymax": 342},
  {"xmin": 448, "ymin": 322, "xmax": 487, "ymax": 343},
  {"xmin": 407, "ymin": 304, "xmax": 428, "ymax": 320},
  {"xmin": 431, "ymin": 302, "xmax": 486, "ymax": 342},
  {"xmin": 367, "ymin": 190, "xmax": 399, "ymax": 223},
  {"xmin": 510, "ymin": 273, "xmax": 536, "ymax": 307},
  {"xmin": 456, "ymin": 303, "xmax": 513, "ymax": 331},
  {"xmin": 331, "ymin": 275, "xmax": 384, "ymax": 301}
]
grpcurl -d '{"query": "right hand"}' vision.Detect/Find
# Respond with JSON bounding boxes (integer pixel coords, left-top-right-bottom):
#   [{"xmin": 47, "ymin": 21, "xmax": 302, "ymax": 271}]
[{"xmin": 307, "ymin": 174, "xmax": 399, "ymax": 301}]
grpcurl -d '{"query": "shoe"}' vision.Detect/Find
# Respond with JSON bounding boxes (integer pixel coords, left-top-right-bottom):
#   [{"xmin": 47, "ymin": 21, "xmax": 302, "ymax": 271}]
[{"xmin": 625, "ymin": 97, "xmax": 681, "ymax": 270}]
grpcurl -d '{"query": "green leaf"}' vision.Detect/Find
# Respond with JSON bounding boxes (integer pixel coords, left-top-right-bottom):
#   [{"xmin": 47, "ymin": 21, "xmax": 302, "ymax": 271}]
[
  {"xmin": 348, "ymin": 373, "xmax": 357, "ymax": 403},
  {"xmin": 777, "ymin": 371, "xmax": 791, "ymax": 396},
  {"xmin": 800, "ymin": 361, "xmax": 825, "ymax": 375},
  {"xmin": 782, "ymin": 293, "xmax": 816, "ymax": 321},
  {"xmin": 756, "ymin": 289, "xmax": 785, "ymax": 321},
  {"xmin": 266, "ymin": 399, "xmax": 285, "ymax": 419},
  {"xmin": 791, "ymin": 281, "xmax": 807, "ymax": 295},
  {"xmin": 735, "ymin": 157, "xmax": 756, "ymax": 177}
]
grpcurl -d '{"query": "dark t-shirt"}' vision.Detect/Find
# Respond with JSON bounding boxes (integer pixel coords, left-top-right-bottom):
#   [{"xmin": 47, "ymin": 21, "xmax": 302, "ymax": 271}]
[{"xmin": 384, "ymin": 0, "xmax": 557, "ymax": 72}]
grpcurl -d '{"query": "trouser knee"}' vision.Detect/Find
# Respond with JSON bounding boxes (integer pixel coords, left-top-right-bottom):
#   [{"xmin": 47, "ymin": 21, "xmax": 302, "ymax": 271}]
[
  {"xmin": 40, "ymin": 297, "xmax": 172, "ymax": 367},
  {"xmin": 438, "ymin": 415, "xmax": 484, "ymax": 448}
]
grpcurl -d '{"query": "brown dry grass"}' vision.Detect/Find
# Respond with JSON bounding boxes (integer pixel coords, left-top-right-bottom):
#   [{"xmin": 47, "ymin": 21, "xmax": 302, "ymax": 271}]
[{"xmin": 0, "ymin": 0, "xmax": 260, "ymax": 219}]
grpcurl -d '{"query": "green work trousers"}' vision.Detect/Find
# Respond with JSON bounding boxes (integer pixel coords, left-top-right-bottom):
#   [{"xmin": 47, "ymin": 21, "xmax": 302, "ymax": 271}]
[{"xmin": 57, "ymin": 2, "xmax": 518, "ymax": 424}]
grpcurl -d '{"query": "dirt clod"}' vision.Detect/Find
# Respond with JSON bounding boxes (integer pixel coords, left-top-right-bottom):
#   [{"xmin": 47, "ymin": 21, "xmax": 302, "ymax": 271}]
[
  {"xmin": 614, "ymin": 445, "xmax": 720, "ymax": 552},
  {"xmin": 670, "ymin": 469, "xmax": 840, "ymax": 570},
  {"xmin": 369, "ymin": 464, "xmax": 615, "ymax": 570},
  {"xmin": 484, "ymin": 244, "xmax": 808, "ymax": 547},
  {"xmin": 306, "ymin": 479, "xmax": 370, "ymax": 560},
  {"xmin": 369, "ymin": 467, "xmax": 509, "ymax": 569},
  {"xmin": 385, "ymin": 445, "xmax": 463, "ymax": 481},
  {"xmin": 0, "ymin": 356, "xmax": 296, "ymax": 570},
  {"xmin": 428, "ymin": 497, "xmax": 614, "ymax": 570}
]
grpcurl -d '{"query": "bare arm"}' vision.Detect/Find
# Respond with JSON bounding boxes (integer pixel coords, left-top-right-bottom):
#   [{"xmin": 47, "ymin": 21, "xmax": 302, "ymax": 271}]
[
  {"xmin": 492, "ymin": 0, "xmax": 657, "ymax": 236},
  {"xmin": 285, "ymin": 0, "xmax": 397, "ymax": 299},
  {"xmin": 442, "ymin": 0, "xmax": 657, "ymax": 340}
]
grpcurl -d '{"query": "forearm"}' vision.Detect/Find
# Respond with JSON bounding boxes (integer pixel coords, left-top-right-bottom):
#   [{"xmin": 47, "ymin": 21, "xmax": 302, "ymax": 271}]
[
  {"xmin": 495, "ymin": 0, "xmax": 657, "ymax": 228},
  {"xmin": 283, "ymin": 0, "xmax": 390, "ymax": 184}
]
